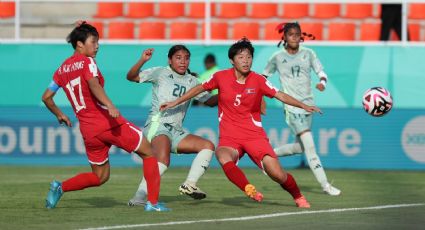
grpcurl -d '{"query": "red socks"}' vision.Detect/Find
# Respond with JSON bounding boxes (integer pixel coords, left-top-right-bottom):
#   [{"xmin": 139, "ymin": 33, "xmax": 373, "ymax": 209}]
[
  {"xmin": 62, "ymin": 172, "xmax": 101, "ymax": 192},
  {"xmin": 280, "ymin": 173, "xmax": 302, "ymax": 199},
  {"xmin": 143, "ymin": 157, "xmax": 160, "ymax": 204},
  {"xmin": 222, "ymin": 161, "xmax": 250, "ymax": 191}
]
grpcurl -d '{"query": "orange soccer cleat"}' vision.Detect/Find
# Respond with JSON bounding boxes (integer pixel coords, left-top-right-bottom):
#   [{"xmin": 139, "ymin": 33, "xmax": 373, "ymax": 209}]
[
  {"xmin": 294, "ymin": 195, "xmax": 311, "ymax": 208},
  {"xmin": 244, "ymin": 184, "xmax": 263, "ymax": 202}
]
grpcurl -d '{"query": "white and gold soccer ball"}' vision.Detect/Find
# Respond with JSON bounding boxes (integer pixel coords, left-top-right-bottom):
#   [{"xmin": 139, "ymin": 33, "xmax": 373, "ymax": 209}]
[{"xmin": 362, "ymin": 87, "xmax": 393, "ymax": 117}]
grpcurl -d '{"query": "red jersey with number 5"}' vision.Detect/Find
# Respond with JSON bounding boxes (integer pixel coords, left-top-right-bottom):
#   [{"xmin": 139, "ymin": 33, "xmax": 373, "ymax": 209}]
[
  {"xmin": 202, "ymin": 68, "xmax": 278, "ymax": 140},
  {"xmin": 52, "ymin": 53, "xmax": 127, "ymax": 138}
]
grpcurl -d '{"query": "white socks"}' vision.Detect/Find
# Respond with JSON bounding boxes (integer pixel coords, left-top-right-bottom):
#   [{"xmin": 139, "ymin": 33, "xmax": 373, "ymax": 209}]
[
  {"xmin": 299, "ymin": 132, "xmax": 328, "ymax": 186},
  {"xmin": 273, "ymin": 143, "xmax": 302, "ymax": 156},
  {"xmin": 185, "ymin": 149, "xmax": 213, "ymax": 185},
  {"xmin": 134, "ymin": 162, "xmax": 168, "ymax": 199}
]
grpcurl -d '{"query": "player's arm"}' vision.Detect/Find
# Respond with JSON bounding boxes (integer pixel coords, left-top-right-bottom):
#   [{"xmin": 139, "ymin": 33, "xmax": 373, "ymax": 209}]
[
  {"xmin": 203, "ymin": 94, "xmax": 218, "ymax": 107},
  {"xmin": 127, "ymin": 48, "xmax": 154, "ymax": 83},
  {"xmin": 311, "ymin": 50, "xmax": 328, "ymax": 92},
  {"xmin": 88, "ymin": 77, "xmax": 120, "ymax": 118},
  {"xmin": 160, "ymin": 84, "xmax": 206, "ymax": 111},
  {"xmin": 41, "ymin": 83, "xmax": 72, "ymax": 127},
  {"xmin": 274, "ymin": 91, "xmax": 322, "ymax": 114}
]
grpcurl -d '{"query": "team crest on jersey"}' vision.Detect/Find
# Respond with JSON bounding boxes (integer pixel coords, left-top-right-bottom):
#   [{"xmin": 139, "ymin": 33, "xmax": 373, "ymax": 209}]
[
  {"xmin": 282, "ymin": 59, "xmax": 287, "ymax": 63},
  {"xmin": 246, "ymin": 88, "xmax": 256, "ymax": 94},
  {"xmin": 168, "ymin": 74, "xmax": 174, "ymax": 79}
]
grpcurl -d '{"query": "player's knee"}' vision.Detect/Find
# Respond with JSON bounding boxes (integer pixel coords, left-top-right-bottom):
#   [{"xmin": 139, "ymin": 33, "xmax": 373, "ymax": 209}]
[
  {"xmin": 202, "ymin": 140, "xmax": 215, "ymax": 151},
  {"xmin": 98, "ymin": 174, "xmax": 110, "ymax": 185}
]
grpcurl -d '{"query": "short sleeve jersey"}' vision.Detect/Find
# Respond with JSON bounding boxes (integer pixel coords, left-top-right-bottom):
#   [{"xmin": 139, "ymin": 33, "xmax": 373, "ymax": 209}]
[
  {"xmin": 52, "ymin": 53, "xmax": 127, "ymax": 138},
  {"xmin": 139, "ymin": 66, "xmax": 212, "ymax": 129},
  {"xmin": 202, "ymin": 68, "xmax": 278, "ymax": 140},
  {"xmin": 263, "ymin": 46, "xmax": 324, "ymax": 114}
]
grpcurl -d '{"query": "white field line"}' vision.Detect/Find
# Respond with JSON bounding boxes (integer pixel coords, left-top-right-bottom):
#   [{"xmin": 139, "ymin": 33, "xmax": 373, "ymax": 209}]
[{"xmin": 79, "ymin": 203, "xmax": 425, "ymax": 230}]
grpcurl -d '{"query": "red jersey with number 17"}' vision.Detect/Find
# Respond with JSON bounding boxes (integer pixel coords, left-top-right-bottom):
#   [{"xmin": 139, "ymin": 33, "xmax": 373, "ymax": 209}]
[
  {"xmin": 52, "ymin": 53, "xmax": 127, "ymax": 138},
  {"xmin": 202, "ymin": 68, "xmax": 278, "ymax": 140}
]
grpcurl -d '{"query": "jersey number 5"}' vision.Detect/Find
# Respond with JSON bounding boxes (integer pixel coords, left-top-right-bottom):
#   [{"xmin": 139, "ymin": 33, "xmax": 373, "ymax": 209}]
[
  {"xmin": 234, "ymin": 94, "xmax": 242, "ymax": 106},
  {"xmin": 65, "ymin": 77, "xmax": 86, "ymax": 113}
]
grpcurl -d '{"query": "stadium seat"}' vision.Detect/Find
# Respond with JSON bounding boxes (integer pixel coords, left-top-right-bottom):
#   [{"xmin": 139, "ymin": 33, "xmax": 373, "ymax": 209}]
[
  {"xmin": 264, "ymin": 22, "xmax": 283, "ymax": 41},
  {"xmin": 187, "ymin": 3, "xmax": 216, "ymax": 18},
  {"xmin": 409, "ymin": 4, "xmax": 425, "ymax": 19},
  {"xmin": 344, "ymin": 3, "xmax": 373, "ymax": 18},
  {"xmin": 126, "ymin": 3, "xmax": 154, "ymax": 18},
  {"xmin": 108, "ymin": 22, "xmax": 134, "ymax": 39},
  {"xmin": 409, "ymin": 23, "xmax": 420, "ymax": 41},
  {"xmin": 360, "ymin": 23, "xmax": 380, "ymax": 41},
  {"xmin": 201, "ymin": 22, "xmax": 228, "ymax": 40},
  {"xmin": 216, "ymin": 3, "xmax": 246, "ymax": 18},
  {"xmin": 299, "ymin": 22, "xmax": 323, "ymax": 41},
  {"xmin": 88, "ymin": 21, "xmax": 104, "ymax": 39},
  {"xmin": 94, "ymin": 2, "xmax": 123, "ymax": 18},
  {"xmin": 0, "ymin": 2, "xmax": 15, "ymax": 18},
  {"xmin": 157, "ymin": 3, "xmax": 185, "ymax": 18},
  {"xmin": 328, "ymin": 23, "xmax": 355, "ymax": 40},
  {"xmin": 138, "ymin": 22, "xmax": 165, "ymax": 39},
  {"xmin": 170, "ymin": 22, "xmax": 198, "ymax": 39},
  {"xmin": 248, "ymin": 3, "xmax": 277, "ymax": 18},
  {"xmin": 281, "ymin": 3, "xmax": 309, "ymax": 19},
  {"xmin": 232, "ymin": 22, "xmax": 259, "ymax": 40},
  {"xmin": 312, "ymin": 3, "xmax": 340, "ymax": 18}
]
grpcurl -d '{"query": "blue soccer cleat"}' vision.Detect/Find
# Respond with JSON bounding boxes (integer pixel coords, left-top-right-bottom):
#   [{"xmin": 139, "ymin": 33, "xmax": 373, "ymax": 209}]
[
  {"xmin": 144, "ymin": 201, "xmax": 171, "ymax": 212},
  {"xmin": 45, "ymin": 180, "xmax": 63, "ymax": 209}
]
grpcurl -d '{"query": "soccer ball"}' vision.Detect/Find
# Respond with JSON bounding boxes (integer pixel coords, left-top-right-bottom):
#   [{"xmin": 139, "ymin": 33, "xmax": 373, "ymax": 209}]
[{"xmin": 362, "ymin": 87, "xmax": 393, "ymax": 117}]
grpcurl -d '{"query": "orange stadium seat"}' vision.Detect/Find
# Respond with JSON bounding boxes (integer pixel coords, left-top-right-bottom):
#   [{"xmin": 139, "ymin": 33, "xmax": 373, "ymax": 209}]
[
  {"xmin": 281, "ymin": 3, "xmax": 309, "ymax": 19},
  {"xmin": 299, "ymin": 22, "xmax": 323, "ymax": 41},
  {"xmin": 187, "ymin": 3, "xmax": 216, "ymax": 18},
  {"xmin": 264, "ymin": 22, "xmax": 283, "ymax": 41},
  {"xmin": 94, "ymin": 2, "xmax": 123, "ymax": 18},
  {"xmin": 312, "ymin": 3, "xmax": 340, "ymax": 19},
  {"xmin": 157, "ymin": 3, "xmax": 185, "ymax": 18},
  {"xmin": 328, "ymin": 23, "xmax": 355, "ymax": 41},
  {"xmin": 216, "ymin": 3, "xmax": 246, "ymax": 18},
  {"xmin": 409, "ymin": 4, "xmax": 425, "ymax": 19},
  {"xmin": 232, "ymin": 22, "xmax": 259, "ymax": 40},
  {"xmin": 138, "ymin": 22, "xmax": 165, "ymax": 39},
  {"xmin": 0, "ymin": 2, "xmax": 15, "ymax": 18},
  {"xmin": 108, "ymin": 22, "xmax": 134, "ymax": 39},
  {"xmin": 201, "ymin": 22, "xmax": 228, "ymax": 40},
  {"xmin": 170, "ymin": 22, "xmax": 198, "ymax": 39},
  {"xmin": 409, "ymin": 23, "xmax": 420, "ymax": 41},
  {"xmin": 360, "ymin": 23, "xmax": 380, "ymax": 41},
  {"xmin": 88, "ymin": 21, "xmax": 104, "ymax": 39},
  {"xmin": 344, "ymin": 3, "xmax": 373, "ymax": 18},
  {"xmin": 126, "ymin": 3, "xmax": 154, "ymax": 18},
  {"xmin": 249, "ymin": 3, "xmax": 277, "ymax": 18}
]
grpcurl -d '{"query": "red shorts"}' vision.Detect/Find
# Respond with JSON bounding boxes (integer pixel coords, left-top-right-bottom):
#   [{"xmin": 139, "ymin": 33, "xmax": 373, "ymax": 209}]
[
  {"xmin": 218, "ymin": 137, "xmax": 277, "ymax": 169},
  {"xmin": 83, "ymin": 122, "xmax": 143, "ymax": 165}
]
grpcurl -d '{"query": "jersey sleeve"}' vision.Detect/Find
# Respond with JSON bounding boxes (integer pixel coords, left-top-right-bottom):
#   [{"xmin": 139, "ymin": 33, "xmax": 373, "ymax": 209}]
[
  {"xmin": 202, "ymin": 72, "xmax": 219, "ymax": 91},
  {"xmin": 262, "ymin": 54, "xmax": 277, "ymax": 77},
  {"xmin": 138, "ymin": 67, "xmax": 162, "ymax": 83},
  {"xmin": 259, "ymin": 75, "xmax": 278, "ymax": 98},
  {"xmin": 309, "ymin": 49, "xmax": 325, "ymax": 76}
]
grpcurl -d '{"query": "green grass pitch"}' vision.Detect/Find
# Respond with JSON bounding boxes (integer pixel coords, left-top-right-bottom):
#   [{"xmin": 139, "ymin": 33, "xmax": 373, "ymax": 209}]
[{"xmin": 1, "ymin": 166, "xmax": 424, "ymax": 230}]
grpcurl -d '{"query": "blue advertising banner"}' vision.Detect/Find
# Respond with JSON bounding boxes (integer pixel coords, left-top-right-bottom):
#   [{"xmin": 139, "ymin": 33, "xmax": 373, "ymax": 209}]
[{"xmin": 0, "ymin": 107, "xmax": 424, "ymax": 170}]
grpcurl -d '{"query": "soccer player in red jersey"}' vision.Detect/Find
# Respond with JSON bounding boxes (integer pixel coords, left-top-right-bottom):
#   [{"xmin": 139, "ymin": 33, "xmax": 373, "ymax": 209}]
[
  {"xmin": 41, "ymin": 22, "xmax": 169, "ymax": 211},
  {"xmin": 160, "ymin": 38, "xmax": 321, "ymax": 208}
]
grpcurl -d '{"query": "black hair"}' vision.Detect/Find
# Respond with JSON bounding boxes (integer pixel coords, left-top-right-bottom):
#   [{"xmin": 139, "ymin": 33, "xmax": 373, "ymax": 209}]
[
  {"xmin": 204, "ymin": 53, "xmax": 216, "ymax": 64},
  {"xmin": 66, "ymin": 21, "xmax": 99, "ymax": 50},
  {"xmin": 167, "ymin": 44, "xmax": 196, "ymax": 76},
  {"xmin": 275, "ymin": 22, "xmax": 315, "ymax": 47},
  {"xmin": 228, "ymin": 37, "xmax": 254, "ymax": 60}
]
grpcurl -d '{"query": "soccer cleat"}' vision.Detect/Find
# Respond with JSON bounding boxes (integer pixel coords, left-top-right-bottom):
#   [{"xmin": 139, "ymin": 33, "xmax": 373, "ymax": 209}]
[
  {"xmin": 294, "ymin": 195, "xmax": 311, "ymax": 208},
  {"xmin": 45, "ymin": 180, "xmax": 63, "ymax": 209},
  {"xmin": 179, "ymin": 183, "xmax": 207, "ymax": 200},
  {"xmin": 128, "ymin": 197, "xmax": 147, "ymax": 207},
  {"xmin": 322, "ymin": 183, "xmax": 341, "ymax": 196},
  {"xmin": 144, "ymin": 201, "xmax": 171, "ymax": 212},
  {"xmin": 244, "ymin": 184, "xmax": 263, "ymax": 202}
]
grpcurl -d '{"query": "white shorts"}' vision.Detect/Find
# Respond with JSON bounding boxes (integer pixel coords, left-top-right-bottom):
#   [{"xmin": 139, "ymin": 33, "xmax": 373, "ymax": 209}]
[{"xmin": 285, "ymin": 111, "xmax": 313, "ymax": 135}]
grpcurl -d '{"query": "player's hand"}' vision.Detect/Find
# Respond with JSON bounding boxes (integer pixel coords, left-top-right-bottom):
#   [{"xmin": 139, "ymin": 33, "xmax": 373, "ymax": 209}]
[
  {"xmin": 57, "ymin": 114, "xmax": 72, "ymax": 127},
  {"xmin": 108, "ymin": 106, "xmax": 120, "ymax": 118},
  {"xmin": 141, "ymin": 48, "xmax": 154, "ymax": 62},
  {"xmin": 303, "ymin": 105, "xmax": 322, "ymax": 114},
  {"xmin": 74, "ymin": 20, "xmax": 86, "ymax": 27},
  {"xmin": 160, "ymin": 101, "xmax": 177, "ymax": 112},
  {"xmin": 316, "ymin": 83, "xmax": 325, "ymax": 92}
]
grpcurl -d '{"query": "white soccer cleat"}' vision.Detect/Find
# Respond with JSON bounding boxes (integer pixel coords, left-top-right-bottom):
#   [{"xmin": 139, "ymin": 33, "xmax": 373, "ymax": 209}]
[
  {"xmin": 179, "ymin": 183, "xmax": 207, "ymax": 200},
  {"xmin": 322, "ymin": 183, "xmax": 341, "ymax": 196},
  {"xmin": 128, "ymin": 196, "xmax": 147, "ymax": 206}
]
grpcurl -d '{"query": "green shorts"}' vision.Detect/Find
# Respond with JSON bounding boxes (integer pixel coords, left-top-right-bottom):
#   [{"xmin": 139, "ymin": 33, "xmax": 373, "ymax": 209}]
[
  {"xmin": 143, "ymin": 121, "xmax": 188, "ymax": 154},
  {"xmin": 285, "ymin": 111, "xmax": 313, "ymax": 135}
]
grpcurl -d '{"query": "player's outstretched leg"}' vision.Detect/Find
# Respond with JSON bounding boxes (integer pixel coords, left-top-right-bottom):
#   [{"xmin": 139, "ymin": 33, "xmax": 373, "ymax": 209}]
[{"xmin": 45, "ymin": 180, "xmax": 63, "ymax": 209}]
